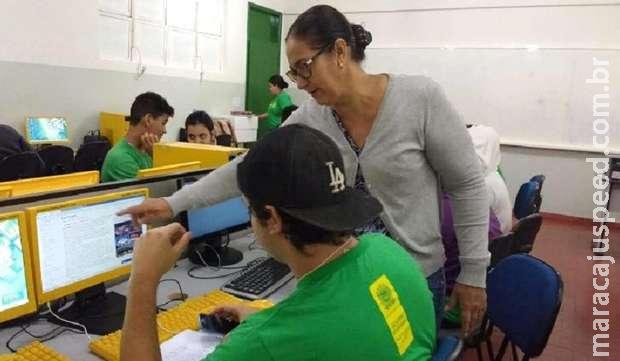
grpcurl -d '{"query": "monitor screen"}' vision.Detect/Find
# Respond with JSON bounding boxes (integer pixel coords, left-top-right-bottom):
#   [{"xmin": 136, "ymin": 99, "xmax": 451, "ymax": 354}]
[
  {"xmin": 187, "ymin": 197, "xmax": 250, "ymax": 238},
  {"xmin": 33, "ymin": 192, "xmax": 146, "ymax": 298},
  {"xmin": 26, "ymin": 117, "xmax": 69, "ymax": 143},
  {"xmin": 0, "ymin": 216, "xmax": 29, "ymax": 313},
  {"xmin": 182, "ymin": 180, "xmax": 250, "ymax": 239}
]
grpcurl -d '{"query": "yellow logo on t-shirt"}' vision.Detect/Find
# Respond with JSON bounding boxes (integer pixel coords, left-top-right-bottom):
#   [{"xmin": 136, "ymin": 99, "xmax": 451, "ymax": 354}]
[{"xmin": 369, "ymin": 274, "xmax": 414, "ymax": 355}]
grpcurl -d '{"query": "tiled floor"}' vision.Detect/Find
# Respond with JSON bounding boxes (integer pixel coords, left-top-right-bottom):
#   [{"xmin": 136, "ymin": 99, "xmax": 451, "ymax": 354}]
[{"xmin": 462, "ymin": 214, "xmax": 620, "ymax": 361}]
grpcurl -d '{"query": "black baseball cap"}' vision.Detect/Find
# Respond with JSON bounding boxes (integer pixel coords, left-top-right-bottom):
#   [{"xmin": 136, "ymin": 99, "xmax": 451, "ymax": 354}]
[{"xmin": 237, "ymin": 124, "xmax": 383, "ymax": 231}]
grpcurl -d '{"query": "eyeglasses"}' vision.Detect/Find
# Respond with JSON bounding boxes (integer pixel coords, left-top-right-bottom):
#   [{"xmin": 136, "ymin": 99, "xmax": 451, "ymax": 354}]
[{"xmin": 286, "ymin": 44, "xmax": 331, "ymax": 84}]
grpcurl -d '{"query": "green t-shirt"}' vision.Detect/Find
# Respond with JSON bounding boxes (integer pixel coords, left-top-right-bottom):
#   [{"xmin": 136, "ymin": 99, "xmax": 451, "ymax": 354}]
[
  {"xmin": 258, "ymin": 91, "xmax": 293, "ymax": 139},
  {"xmin": 101, "ymin": 138, "xmax": 152, "ymax": 182},
  {"xmin": 205, "ymin": 233, "xmax": 436, "ymax": 361}
]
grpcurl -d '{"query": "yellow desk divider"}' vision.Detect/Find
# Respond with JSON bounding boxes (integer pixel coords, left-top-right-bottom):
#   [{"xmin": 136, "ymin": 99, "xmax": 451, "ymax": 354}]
[
  {"xmin": 0, "ymin": 171, "xmax": 100, "ymax": 197},
  {"xmin": 99, "ymin": 112, "xmax": 129, "ymax": 145},
  {"xmin": 0, "ymin": 186, "xmax": 12, "ymax": 198},
  {"xmin": 137, "ymin": 161, "xmax": 202, "ymax": 178},
  {"xmin": 153, "ymin": 142, "xmax": 247, "ymax": 169},
  {"xmin": 89, "ymin": 290, "xmax": 273, "ymax": 361}
]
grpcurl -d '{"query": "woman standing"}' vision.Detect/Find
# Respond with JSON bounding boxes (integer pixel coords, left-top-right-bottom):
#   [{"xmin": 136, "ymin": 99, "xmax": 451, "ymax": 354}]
[
  {"xmin": 121, "ymin": 5, "xmax": 488, "ymax": 337},
  {"xmin": 257, "ymin": 75, "xmax": 293, "ymax": 139}
]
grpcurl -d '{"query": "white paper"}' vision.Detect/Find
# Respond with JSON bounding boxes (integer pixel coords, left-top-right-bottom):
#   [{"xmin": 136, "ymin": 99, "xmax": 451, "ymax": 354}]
[
  {"xmin": 134, "ymin": 0, "xmax": 164, "ymax": 22},
  {"xmin": 197, "ymin": 0, "xmax": 223, "ymax": 35},
  {"xmin": 98, "ymin": 15, "xmax": 131, "ymax": 61},
  {"xmin": 134, "ymin": 21, "xmax": 165, "ymax": 65},
  {"xmin": 161, "ymin": 330, "xmax": 221, "ymax": 361},
  {"xmin": 197, "ymin": 34, "xmax": 223, "ymax": 73},
  {"xmin": 167, "ymin": 0, "xmax": 197, "ymax": 30},
  {"xmin": 167, "ymin": 29, "xmax": 196, "ymax": 69},
  {"xmin": 98, "ymin": 0, "xmax": 130, "ymax": 16}
]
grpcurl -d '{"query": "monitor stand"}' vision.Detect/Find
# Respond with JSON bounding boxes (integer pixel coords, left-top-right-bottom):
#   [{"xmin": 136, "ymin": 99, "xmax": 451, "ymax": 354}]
[
  {"xmin": 47, "ymin": 283, "xmax": 126, "ymax": 335},
  {"xmin": 188, "ymin": 235, "xmax": 243, "ymax": 267}
]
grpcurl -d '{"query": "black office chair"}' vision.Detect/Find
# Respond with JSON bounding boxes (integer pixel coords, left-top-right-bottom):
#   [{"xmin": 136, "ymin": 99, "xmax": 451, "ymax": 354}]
[
  {"xmin": 511, "ymin": 213, "xmax": 543, "ymax": 254},
  {"xmin": 178, "ymin": 128, "xmax": 188, "ymax": 142},
  {"xmin": 215, "ymin": 134, "xmax": 233, "ymax": 147},
  {"xmin": 38, "ymin": 145, "xmax": 74, "ymax": 175},
  {"xmin": 513, "ymin": 180, "xmax": 541, "ymax": 219},
  {"xmin": 489, "ymin": 232, "xmax": 515, "ymax": 269},
  {"xmin": 74, "ymin": 141, "xmax": 111, "ymax": 172},
  {"xmin": 0, "ymin": 152, "xmax": 46, "ymax": 182},
  {"xmin": 529, "ymin": 175, "xmax": 546, "ymax": 213}
]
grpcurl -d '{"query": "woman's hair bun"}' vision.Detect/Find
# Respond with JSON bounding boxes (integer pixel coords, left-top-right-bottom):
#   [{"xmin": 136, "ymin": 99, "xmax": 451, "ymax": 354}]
[{"xmin": 351, "ymin": 24, "xmax": 372, "ymax": 49}]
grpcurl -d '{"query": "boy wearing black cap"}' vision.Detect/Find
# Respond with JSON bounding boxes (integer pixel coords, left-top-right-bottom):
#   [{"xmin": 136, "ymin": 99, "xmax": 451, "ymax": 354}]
[
  {"xmin": 101, "ymin": 92, "xmax": 174, "ymax": 182},
  {"xmin": 120, "ymin": 125, "xmax": 436, "ymax": 361}
]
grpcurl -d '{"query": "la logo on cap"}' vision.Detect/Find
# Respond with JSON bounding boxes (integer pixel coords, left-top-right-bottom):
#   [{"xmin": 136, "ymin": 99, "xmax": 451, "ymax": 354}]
[{"xmin": 326, "ymin": 162, "xmax": 345, "ymax": 193}]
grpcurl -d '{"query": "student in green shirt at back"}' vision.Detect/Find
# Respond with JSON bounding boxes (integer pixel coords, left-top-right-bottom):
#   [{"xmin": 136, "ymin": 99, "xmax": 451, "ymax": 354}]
[
  {"xmin": 119, "ymin": 124, "xmax": 436, "ymax": 361},
  {"xmin": 101, "ymin": 92, "xmax": 174, "ymax": 182}
]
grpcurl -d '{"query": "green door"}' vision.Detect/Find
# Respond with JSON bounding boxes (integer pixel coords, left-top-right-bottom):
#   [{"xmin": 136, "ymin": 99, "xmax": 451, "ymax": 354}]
[{"xmin": 245, "ymin": 3, "xmax": 282, "ymax": 116}]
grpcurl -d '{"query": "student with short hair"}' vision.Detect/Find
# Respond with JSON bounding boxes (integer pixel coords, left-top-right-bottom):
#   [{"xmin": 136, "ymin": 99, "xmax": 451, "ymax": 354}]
[
  {"xmin": 120, "ymin": 125, "xmax": 436, "ymax": 361},
  {"xmin": 185, "ymin": 110, "xmax": 215, "ymax": 145},
  {"xmin": 101, "ymin": 92, "xmax": 174, "ymax": 182}
]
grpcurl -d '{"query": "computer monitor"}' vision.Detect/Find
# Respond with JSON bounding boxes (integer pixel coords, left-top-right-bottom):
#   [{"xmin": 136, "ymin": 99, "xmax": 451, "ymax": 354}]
[
  {"xmin": 178, "ymin": 177, "xmax": 250, "ymax": 266},
  {"xmin": 26, "ymin": 188, "xmax": 148, "ymax": 334},
  {"xmin": 24, "ymin": 116, "xmax": 70, "ymax": 144},
  {"xmin": 0, "ymin": 211, "xmax": 37, "ymax": 325}
]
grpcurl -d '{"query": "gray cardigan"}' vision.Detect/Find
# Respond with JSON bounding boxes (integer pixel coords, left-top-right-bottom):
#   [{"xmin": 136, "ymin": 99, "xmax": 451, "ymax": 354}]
[{"xmin": 167, "ymin": 75, "xmax": 490, "ymax": 288}]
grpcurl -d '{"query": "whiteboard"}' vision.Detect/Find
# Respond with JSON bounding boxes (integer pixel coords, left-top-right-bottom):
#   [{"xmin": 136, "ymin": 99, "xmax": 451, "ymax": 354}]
[{"xmin": 363, "ymin": 48, "xmax": 620, "ymax": 153}]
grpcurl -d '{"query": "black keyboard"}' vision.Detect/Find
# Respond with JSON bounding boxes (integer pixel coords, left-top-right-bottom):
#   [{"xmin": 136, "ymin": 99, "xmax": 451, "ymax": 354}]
[{"xmin": 221, "ymin": 258, "xmax": 294, "ymax": 300}]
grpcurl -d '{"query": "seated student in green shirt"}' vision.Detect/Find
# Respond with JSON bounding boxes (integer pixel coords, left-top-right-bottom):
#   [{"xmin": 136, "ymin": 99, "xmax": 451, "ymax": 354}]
[
  {"xmin": 101, "ymin": 92, "xmax": 174, "ymax": 182},
  {"xmin": 119, "ymin": 124, "xmax": 436, "ymax": 361}
]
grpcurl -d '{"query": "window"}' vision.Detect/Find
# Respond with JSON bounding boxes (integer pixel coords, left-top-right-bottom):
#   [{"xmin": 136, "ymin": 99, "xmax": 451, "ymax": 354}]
[{"xmin": 98, "ymin": 0, "xmax": 225, "ymax": 73}]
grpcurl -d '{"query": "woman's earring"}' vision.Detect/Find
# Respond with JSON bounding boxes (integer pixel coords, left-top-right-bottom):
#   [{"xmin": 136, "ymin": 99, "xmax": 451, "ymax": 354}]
[{"xmin": 338, "ymin": 61, "xmax": 344, "ymax": 68}]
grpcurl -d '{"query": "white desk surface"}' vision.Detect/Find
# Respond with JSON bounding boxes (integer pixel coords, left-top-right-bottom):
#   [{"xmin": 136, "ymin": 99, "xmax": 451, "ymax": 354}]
[{"xmin": 0, "ymin": 232, "xmax": 296, "ymax": 360}]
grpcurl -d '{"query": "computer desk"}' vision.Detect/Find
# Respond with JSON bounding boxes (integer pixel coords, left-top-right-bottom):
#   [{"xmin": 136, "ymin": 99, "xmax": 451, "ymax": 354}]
[{"xmin": 0, "ymin": 231, "xmax": 296, "ymax": 360}]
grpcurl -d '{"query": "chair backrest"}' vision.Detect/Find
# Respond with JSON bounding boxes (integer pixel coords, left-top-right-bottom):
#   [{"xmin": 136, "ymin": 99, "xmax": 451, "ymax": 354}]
[
  {"xmin": 0, "ymin": 152, "xmax": 46, "ymax": 182},
  {"xmin": 529, "ymin": 174, "xmax": 546, "ymax": 189},
  {"xmin": 487, "ymin": 254, "xmax": 563, "ymax": 358},
  {"xmin": 431, "ymin": 336, "xmax": 463, "ymax": 361},
  {"xmin": 511, "ymin": 213, "xmax": 543, "ymax": 254},
  {"xmin": 74, "ymin": 141, "xmax": 111, "ymax": 172},
  {"xmin": 37, "ymin": 145, "xmax": 75, "ymax": 175},
  {"xmin": 489, "ymin": 232, "xmax": 514, "ymax": 268},
  {"xmin": 216, "ymin": 134, "xmax": 233, "ymax": 147},
  {"xmin": 529, "ymin": 175, "xmax": 545, "ymax": 212},
  {"xmin": 513, "ymin": 180, "xmax": 540, "ymax": 219},
  {"xmin": 178, "ymin": 127, "xmax": 187, "ymax": 142}
]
